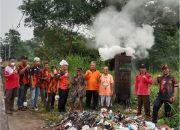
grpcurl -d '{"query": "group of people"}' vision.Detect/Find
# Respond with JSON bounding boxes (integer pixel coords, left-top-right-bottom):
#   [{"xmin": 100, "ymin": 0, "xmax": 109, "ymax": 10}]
[
  {"xmin": 3, "ymin": 56, "xmax": 178, "ymax": 124},
  {"xmin": 134, "ymin": 64, "xmax": 178, "ymax": 123},
  {"xmin": 3, "ymin": 56, "xmax": 114, "ymax": 113}
]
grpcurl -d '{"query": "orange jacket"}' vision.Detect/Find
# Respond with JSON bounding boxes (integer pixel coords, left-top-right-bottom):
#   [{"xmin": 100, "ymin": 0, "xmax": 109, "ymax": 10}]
[
  {"xmin": 47, "ymin": 76, "xmax": 58, "ymax": 93},
  {"xmin": 59, "ymin": 71, "xmax": 69, "ymax": 90},
  {"xmin": 85, "ymin": 70, "xmax": 100, "ymax": 90},
  {"xmin": 40, "ymin": 69, "xmax": 50, "ymax": 89}
]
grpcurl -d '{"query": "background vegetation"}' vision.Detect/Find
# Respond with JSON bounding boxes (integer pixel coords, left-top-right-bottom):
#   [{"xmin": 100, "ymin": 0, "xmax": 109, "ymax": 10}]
[{"xmin": 0, "ymin": 0, "xmax": 179, "ymax": 128}]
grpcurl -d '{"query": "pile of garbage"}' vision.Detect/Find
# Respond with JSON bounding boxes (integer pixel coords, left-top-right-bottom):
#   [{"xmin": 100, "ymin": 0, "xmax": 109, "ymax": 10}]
[{"xmin": 49, "ymin": 108, "xmax": 161, "ymax": 130}]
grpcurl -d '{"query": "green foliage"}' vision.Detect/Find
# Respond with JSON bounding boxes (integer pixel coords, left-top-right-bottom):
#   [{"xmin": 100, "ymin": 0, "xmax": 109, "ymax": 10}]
[
  {"xmin": 19, "ymin": 0, "xmax": 107, "ymax": 28},
  {"xmin": 19, "ymin": 0, "xmax": 107, "ymax": 54},
  {"xmin": 48, "ymin": 55, "xmax": 105, "ymax": 74},
  {"xmin": 157, "ymin": 103, "xmax": 179, "ymax": 128},
  {"xmin": 2, "ymin": 29, "xmax": 29, "ymax": 59}
]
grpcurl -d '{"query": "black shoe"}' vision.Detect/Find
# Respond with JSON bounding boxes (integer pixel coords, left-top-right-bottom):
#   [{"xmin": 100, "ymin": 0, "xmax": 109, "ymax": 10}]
[
  {"xmin": 10, "ymin": 108, "xmax": 18, "ymax": 112},
  {"xmin": 29, "ymin": 107, "xmax": 35, "ymax": 111},
  {"xmin": 18, "ymin": 107, "xmax": 27, "ymax": 111}
]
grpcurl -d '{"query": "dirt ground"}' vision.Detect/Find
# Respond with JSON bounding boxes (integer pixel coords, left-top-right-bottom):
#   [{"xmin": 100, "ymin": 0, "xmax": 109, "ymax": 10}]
[
  {"xmin": 6, "ymin": 110, "xmax": 45, "ymax": 130},
  {"xmin": 0, "ymin": 76, "xmax": 45, "ymax": 130}
]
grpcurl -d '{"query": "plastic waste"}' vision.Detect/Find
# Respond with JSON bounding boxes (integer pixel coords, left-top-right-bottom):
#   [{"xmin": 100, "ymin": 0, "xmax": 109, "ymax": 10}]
[{"xmin": 145, "ymin": 121, "xmax": 156, "ymax": 130}]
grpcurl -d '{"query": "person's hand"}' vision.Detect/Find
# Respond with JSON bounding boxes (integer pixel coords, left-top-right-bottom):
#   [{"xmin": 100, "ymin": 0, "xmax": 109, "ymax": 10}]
[
  {"xmin": 26, "ymin": 64, "xmax": 30, "ymax": 69},
  {"xmin": 170, "ymin": 96, "xmax": 176, "ymax": 103},
  {"xmin": 142, "ymin": 75, "xmax": 147, "ymax": 79},
  {"xmin": 65, "ymin": 72, "xmax": 69, "ymax": 77},
  {"xmin": 86, "ymin": 70, "xmax": 91, "ymax": 75},
  {"xmin": 14, "ymin": 70, "xmax": 18, "ymax": 74},
  {"xmin": 75, "ymin": 78, "xmax": 78, "ymax": 82}
]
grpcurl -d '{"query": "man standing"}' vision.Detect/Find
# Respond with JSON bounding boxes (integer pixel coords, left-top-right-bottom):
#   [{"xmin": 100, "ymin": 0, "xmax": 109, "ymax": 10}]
[
  {"xmin": 46, "ymin": 66, "xmax": 58, "ymax": 112},
  {"xmin": 40, "ymin": 62, "xmax": 50, "ymax": 107},
  {"xmin": 58, "ymin": 60, "xmax": 69, "ymax": 113},
  {"xmin": 99, "ymin": 66, "xmax": 114, "ymax": 109},
  {"xmin": 152, "ymin": 65, "xmax": 178, "ymax": 123},
  {"xmin": 85, "ymin": 61, "xmax": 100, "ymax": 110},
  {"xmin": 29, "ymin": 57, "xmax": 41, "ymax": 111},
  {"xmin": 134, "ymin": 64, "xmax": 152, "ymax": 119},
  {"xmin": 17, "ymin": 56, "xmax": 30, "ymax": 110},
  {"xmin": 4, "ymin": 57, "xmax": 19, "ymax": 114}
]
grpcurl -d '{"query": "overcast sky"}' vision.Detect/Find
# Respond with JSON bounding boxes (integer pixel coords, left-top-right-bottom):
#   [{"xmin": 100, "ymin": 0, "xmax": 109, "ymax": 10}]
[{"xmin": 0, "ymin": 0, "xmax": 33, "ymax": 40}]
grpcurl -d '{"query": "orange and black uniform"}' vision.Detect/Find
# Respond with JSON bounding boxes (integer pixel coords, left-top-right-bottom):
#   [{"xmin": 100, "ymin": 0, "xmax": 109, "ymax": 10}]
[
  {"xmin": 58, "ymin": 70, "xmax": 69, "ymax": 112},
  {"xmin": 17, "ymin": 64, "xmax": 30, "ymax": 108},
  {"xmin": 152, "ymin": 75, "xmax": 178, "ymax": 123},
  {"xmin": 18, "ymin": 64, "xmax": 29, "ymax": 86},
  {"xmin": 29, "ymin": 66, "xmax": 41, "ymax": 87},
  {"xmin": 85, "ymin": 70, "xmax": 100, "ymax": 109},
  {"xmin": 46, "ymin": 71, "xmax": 58, "ymax": 111},
  {"xmin": 152, "ymin": 74, "xmax": 178, "ymax": 123},
  {"xmin": 40, "ymin": 69, "xmax": 50, "ymax": 105}
]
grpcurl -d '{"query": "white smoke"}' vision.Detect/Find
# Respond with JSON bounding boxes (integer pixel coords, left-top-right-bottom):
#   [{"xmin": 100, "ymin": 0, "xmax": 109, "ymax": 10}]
[{"xmin": 92, "ymin": 0, "xmax": 155, "ymax": 61}]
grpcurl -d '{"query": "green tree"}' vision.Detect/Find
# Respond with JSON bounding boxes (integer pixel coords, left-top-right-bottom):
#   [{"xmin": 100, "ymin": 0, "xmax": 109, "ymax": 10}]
[
  {"xmin": 19, "ymin": 0, "xmax": 107, "ymax": 54},
  {"xmin": 4, "ymin": 29, "xmax": 28, "ymax": 59}
]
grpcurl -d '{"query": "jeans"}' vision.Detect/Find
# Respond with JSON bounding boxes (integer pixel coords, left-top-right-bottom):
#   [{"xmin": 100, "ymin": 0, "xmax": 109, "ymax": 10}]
[
  {"xmin": 58, "ymin": 88, "xmax": 69, "ymax": 112},
  {"xmin": 152, "ymin": 97, "xmax": 172, "ymax": 123},
  {"xmin": 23, "ymin": 85, "xmax": 29, "ymax": 102},
  {"xmin": 86, "ymin": 90, "xmax": 99, "ymax": 109},
  {"xmin": 30, "ymin": 86, "xmax": 40, "ymax": 108},
  {"xmin": 17, "ymin": 84, "xmax": 29, "ymax": 107},
  {"xmin": 17, "ymin": 84, "xmax": 25, "ymax": 107}
]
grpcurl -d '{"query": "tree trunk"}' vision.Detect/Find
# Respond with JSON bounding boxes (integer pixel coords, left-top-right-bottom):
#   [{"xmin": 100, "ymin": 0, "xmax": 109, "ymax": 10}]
[{"xmin": 68, "ymin": 31, "xmax": 73, "ymax": 55}]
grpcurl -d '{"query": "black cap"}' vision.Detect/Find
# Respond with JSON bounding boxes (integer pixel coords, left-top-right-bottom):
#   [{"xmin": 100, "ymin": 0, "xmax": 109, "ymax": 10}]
[
  {"xmin": 161, "ymin": 64, "xmax": 169, "ymax": 70},
  {"xmin": 51, "ymin": 65, "xmax": 56, "ymax": 70},
  {"xmin": 20, "ymin": 56, "xmax": 28, "ymax": 60},
  {"xmin": 9, "ymin": 57, "xmax": 16, "ymax": 61},
  {"xmin": 139, "ymin": 64, "xmax": 146, "ymax": 69},
  {"xmin": 76, "ymin": 67, "xmax": 83, "ymax": 71}
]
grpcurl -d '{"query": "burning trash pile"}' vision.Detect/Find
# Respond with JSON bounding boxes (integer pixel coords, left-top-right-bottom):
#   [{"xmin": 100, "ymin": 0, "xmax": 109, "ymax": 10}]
[{"xmin": 49, "ymin": 108, "xmax": 159, "ymax": 130}]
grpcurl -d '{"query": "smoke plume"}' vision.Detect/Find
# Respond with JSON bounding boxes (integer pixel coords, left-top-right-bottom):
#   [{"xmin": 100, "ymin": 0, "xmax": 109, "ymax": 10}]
[{"xmin": 92, "ymin": 0, "xmax": 155, "ymax": 61}]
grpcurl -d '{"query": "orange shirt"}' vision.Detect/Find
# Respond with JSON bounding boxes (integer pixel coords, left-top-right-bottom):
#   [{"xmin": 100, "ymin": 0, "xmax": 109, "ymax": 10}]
[
  {"xmin": 47, "ymin": 74, "xmax": 58, "ymax": 93},
  {"xmin": 99, "ymin": 74, "xmax": 114, "ymax": 96},
  {"xmin": 59, "ymin": 71, "xmax": 69, "ymax": 90},
  {"xmin": 85, "ymin": 70, "xmax": 100, "ymax": 90}
]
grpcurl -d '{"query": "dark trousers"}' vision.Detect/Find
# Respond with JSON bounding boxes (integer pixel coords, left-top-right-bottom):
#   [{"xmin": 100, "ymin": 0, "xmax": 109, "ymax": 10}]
[
  {"xmin": 40, "ymin": 88, "xmax": 47, "ymax": 106},
  {"xmin": 5, "ymin": 88, "xmax": 17, "ymax": 111},
  {"xmin": 86, "ymin": 90, "xmax": 98, "ymax": 109},
  {"xmin": 152, "ymin": 97, "xmax": 172, "ymax": 123},
  {"xmin": 137, "ymin": 95, "xmax": 150, "ymax": 117},
  {"xmin": 51, "ymin": 92, "xmax": 56, "ymax": 108},
  {"xmin": 46, "ymin": 92, "xmax": 56, "ymax": 111},
  {"xmin": 58, "ymin": 88, "xmax": 69, "ymax": 112}
]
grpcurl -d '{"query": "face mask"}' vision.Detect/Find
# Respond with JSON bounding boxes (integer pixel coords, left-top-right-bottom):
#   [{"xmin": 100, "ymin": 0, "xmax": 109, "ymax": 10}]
[{"xmin": 11, "ymin": 62, "xmax": 15, "ymax": 66}]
